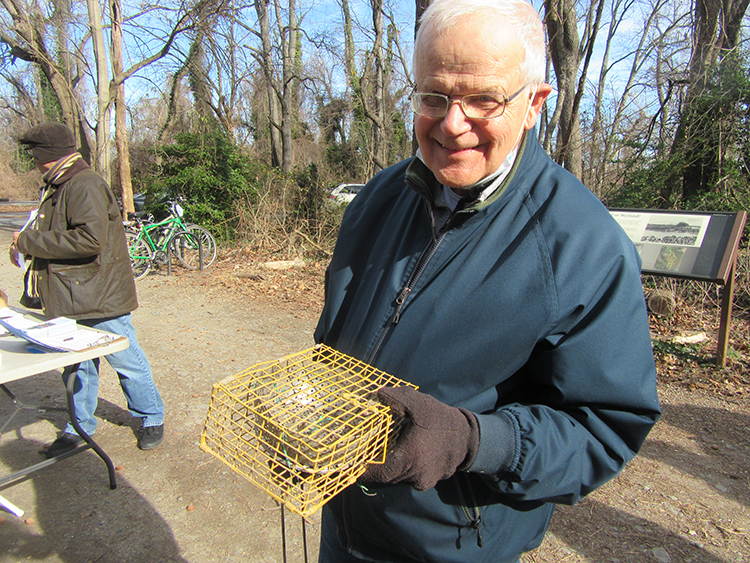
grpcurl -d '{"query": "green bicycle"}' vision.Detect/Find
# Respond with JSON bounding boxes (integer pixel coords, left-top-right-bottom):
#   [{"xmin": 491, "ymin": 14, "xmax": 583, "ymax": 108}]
[{"xmin": 126, "ymin": 200, "xmax": 217, "ymax": 280}]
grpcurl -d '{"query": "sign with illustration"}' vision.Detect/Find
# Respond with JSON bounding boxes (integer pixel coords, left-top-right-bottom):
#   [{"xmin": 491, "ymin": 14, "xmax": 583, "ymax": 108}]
[{"xmin": 609, "ymin": 209, "xmax": 746, "ymax": 284}]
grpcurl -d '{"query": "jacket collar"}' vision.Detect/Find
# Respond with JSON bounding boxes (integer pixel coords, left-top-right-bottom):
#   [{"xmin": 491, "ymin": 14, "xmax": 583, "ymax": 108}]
[
  {"xmin": 406, "ymin": 131, "xmax": 532, "ymax": 216},
  {"xmin": 43, "ymin": 153, "xmax": 89, "ymax": 186}
]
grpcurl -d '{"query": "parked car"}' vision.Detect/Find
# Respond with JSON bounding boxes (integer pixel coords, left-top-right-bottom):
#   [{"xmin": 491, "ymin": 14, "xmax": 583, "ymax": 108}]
[{"xmin": 329, "ymin": 183, "xmax": 365, "ymax": 205}]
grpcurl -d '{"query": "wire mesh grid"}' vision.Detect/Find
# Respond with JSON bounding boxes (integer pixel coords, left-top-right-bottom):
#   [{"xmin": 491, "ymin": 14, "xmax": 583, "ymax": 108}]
[{"xmin": 200, "ymin": 344, "xmax": 416, "ymax": 518}]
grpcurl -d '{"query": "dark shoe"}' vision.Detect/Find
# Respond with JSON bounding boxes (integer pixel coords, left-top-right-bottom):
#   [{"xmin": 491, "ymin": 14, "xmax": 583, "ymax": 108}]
[
  {"xmin": 138, "ymin": 424, "xmax": 164, "ymax": 450},
  {"xmin": 45, "ymin": 433, "xmax": 85, "ymax": 458}
]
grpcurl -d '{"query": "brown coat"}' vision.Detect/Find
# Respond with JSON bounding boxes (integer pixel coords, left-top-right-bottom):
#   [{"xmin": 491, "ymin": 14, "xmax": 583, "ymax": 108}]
[{"xmin": 16, "ymin": 160, "xmax": 138, "ymax": 320}]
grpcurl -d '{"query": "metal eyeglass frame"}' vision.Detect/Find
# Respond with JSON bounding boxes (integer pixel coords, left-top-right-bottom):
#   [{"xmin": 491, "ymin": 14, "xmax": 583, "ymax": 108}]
[{"xmin": 410, "ymin": 84, "xmax": 529, "ymax": 119}]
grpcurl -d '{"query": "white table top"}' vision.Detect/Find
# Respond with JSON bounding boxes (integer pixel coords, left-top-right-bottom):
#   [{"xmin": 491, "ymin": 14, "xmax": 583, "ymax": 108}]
[{"xmin": 0, "ymin": 325, "xmax": 128, "ymax": 385}]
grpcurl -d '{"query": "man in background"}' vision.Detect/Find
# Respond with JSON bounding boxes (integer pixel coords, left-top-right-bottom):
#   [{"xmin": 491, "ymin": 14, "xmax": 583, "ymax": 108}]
[
  {"xmin": 11, "ymin": 122, "xmax": 165, "ymax": 457},
  {"xmin": 314, "ymin": 0, "xmax": 661, "ymax": 561}
]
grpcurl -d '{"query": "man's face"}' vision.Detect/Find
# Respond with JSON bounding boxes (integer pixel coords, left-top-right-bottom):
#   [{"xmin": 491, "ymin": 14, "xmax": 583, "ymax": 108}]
[
  {"xmin": 414, "ymin": 16, "xmax": 547, "ymax": 189},
  {"xmin": 35, "ymin": 160, "xmax": 53, "ymax": 173},
  {"xmin": 23, "ymin": 146, "xmax": 53, "ymax": 173}
]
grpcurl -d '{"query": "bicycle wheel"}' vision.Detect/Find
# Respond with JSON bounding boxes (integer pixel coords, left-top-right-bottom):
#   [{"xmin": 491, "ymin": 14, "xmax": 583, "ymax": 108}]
[
  {"xmin": 172, "ymin": 225, "xmax": 217, "ymax": 269},
  {"xmin": 126, "ymin": 232, "xmax": 153, "ymax": 280}
]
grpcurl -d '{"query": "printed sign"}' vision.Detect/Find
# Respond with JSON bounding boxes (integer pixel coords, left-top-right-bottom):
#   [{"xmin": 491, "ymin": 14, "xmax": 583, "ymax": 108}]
[{"xmin": 609, "ymin": 209, "xmax": 746, "ymax": 284}]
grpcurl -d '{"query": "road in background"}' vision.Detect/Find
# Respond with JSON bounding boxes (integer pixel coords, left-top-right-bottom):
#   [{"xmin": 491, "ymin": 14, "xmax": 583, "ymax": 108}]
[
  {"xmin": 0, "ymin": 213, "xmax": 29, "ymax": 234},
  {"xmin": 0, "ymin": 203, "xmax": 36, "ymax": 236}
]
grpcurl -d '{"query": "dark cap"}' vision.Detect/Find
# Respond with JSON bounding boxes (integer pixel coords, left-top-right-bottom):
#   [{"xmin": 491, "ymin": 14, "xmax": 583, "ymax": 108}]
[{"xmin": 19, "ymin": 122, "xmax": 77, "ymax": 164}]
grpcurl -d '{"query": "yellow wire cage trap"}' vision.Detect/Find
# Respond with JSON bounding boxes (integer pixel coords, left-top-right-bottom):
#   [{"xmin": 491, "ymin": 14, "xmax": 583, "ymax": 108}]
[{"xmin": 200, "ymin": 344, "xmax": 416, "ymax": 518}]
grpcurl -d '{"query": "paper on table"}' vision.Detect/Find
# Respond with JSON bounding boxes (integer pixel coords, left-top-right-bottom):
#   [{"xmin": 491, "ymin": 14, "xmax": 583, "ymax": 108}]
[
  {"xmin": 0, "ymin": 308, "xmax": 119, "ymax": 352},
  {"xmin": 0, "ymin": 309, "xmax": 38, "ymax": 335},
  {"xmin": 24, "ymin": 317, "xmax": 76, "ymax": 337}
]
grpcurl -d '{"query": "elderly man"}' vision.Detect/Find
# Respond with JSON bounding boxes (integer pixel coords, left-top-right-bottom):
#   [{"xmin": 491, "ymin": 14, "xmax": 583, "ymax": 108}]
[
  {"xmin": 314, "ymin": 0, "xmax": 660, "ymax": 562},
  {"xmin": 12, "ymin": 122, "xmax": 165, "ymax": 457}
]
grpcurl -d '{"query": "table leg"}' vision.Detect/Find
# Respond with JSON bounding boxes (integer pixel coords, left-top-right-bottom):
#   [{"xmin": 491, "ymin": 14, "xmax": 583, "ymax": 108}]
[
  {"xmin": 0, "ymin": 493, "xmax": 24, "ymax": 517},
  {"xmin": 64, "ymin": 363, "xmax": 118, "ymax": 490},
  {"xmin": 0, "ymin": 362, "xmax": 118, "ymax": 491},
  {"xmin": 1, "ymin": 384, "xmax": 67, "ymax": 435}
]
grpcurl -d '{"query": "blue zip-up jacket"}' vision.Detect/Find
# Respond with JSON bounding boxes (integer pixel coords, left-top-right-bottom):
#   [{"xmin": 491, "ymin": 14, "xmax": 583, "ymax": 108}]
[{"xmin": 315, "ymin": 134, "xmax": 661, "ymax": 563}]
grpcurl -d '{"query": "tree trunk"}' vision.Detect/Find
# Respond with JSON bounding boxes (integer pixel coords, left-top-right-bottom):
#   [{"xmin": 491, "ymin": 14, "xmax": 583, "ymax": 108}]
[
  {"xmin": 110, "ymin": 0, "xmax": 134, "ymax": 218},
  {"xmin": 255, "ymin": 0, "xmax": 283, "ymax": 168},
  {"xmin": 669, "ymin": 0, "xmax": 750, "ymax": 204},
  {"xmin": 86, "ymin": 0, "xmax": 112, "ymax": 183},
  {"xmin": 187, "ymin": 31, "xmax": 218, "ymax": 131},
  {"xmin": 544, "ymin": 0, "xmax": 582, "ymax": 177},
  {"xmin": 277, "ymin": 0, "xmax": 295, "ymax": 174},
  {"xmin": 343, "ymin": 0, "xmax": 356, "ymax": 92},
  {"xmin": 371, "ymin": 0, "xmax": 386, "ymax": 171},
  {"xmin": 412, "ymin": 0, "xmax": 431, "ymax": 155},
  {"xmin": 544, "ymin": 0, "xmax": 605, "ymax": 181}
]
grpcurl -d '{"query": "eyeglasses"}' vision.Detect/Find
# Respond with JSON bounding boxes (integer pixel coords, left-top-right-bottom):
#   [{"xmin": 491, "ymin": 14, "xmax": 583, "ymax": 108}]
[{"xmin": 410, "ymin": 85, "xmax": 529, "ymax": 120}]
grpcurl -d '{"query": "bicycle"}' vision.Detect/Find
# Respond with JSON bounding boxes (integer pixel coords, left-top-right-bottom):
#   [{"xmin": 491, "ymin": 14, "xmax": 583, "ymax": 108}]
[{"xmin": 125, "ymin": 200, "xmax": 217, "ymax": 280}]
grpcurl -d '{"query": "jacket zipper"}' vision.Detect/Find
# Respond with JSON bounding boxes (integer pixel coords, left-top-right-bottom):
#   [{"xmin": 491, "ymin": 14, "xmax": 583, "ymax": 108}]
[
  {"xmin": 366, "ymin": 231, "xmax": 447, "ymax": 365},
  {"xmin": 352, "ymin": 202, "xmax": 477, "ymax": 552},
  {"xmin": 456, "ymin": 473, "xmax": 484, "ymax": 548}
]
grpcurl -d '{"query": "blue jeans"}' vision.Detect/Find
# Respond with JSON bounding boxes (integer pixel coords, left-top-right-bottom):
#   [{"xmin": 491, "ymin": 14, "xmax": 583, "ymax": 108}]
[{"xmin": 61, "ymin": 314, "xmax": 164, "ymax": 436}]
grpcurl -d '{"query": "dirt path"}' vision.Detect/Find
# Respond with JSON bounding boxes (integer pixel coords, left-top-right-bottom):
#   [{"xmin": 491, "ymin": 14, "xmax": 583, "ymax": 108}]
[
  {"xmin": 0, "ymin": 224, "xmax": 748, "ymax": 563},
  {"xmin": 0, "ymin": 227, "xmax": 321, "ymax": 563}
]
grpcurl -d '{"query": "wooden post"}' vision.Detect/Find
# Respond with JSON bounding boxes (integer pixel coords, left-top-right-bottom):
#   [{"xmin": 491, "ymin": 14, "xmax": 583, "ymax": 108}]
[{"xmin": 716, "ymin": 261, "xmax": 736, "ymax": 367}]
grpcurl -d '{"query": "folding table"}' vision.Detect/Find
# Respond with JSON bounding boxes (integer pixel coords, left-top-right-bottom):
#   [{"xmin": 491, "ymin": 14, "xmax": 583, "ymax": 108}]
[{"xmin": 0, "ymin": 317, "xmax": 128, "ymax": 516}]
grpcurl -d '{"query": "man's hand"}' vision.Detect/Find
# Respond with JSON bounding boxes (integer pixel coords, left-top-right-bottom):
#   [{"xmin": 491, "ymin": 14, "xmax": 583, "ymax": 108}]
[
  {"xmin": 360, "ymin": 386, "xmax": 479, "ymax": 491},
  {"xmin": 9, "ymin": 232, "xmax": 28, "ymax": 268},
  {"xmin": 8, "ymin": 242, "xmax": 21, "ymax": 268}
]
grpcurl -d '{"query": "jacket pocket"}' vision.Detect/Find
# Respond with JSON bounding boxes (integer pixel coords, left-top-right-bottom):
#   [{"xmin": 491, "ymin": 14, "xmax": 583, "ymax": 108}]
[{"xmin": 48, "ymin": 263, "xmax": 103, "ymax": 315}]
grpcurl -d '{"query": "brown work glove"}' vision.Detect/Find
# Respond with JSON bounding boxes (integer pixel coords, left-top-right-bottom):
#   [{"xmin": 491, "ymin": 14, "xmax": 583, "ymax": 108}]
[{"xmin": 361, "ymin": 386, "xmax": 480, "ymax": 491}]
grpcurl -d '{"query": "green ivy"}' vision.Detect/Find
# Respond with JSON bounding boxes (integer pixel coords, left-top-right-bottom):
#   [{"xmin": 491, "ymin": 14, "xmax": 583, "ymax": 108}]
[
  {"xmin": 651, "ymin": 339, "xmax": 713, "ymax": 365},
  {"xmin": 143, "ymin": 131, "xmax": 265, "ymax": 239}
]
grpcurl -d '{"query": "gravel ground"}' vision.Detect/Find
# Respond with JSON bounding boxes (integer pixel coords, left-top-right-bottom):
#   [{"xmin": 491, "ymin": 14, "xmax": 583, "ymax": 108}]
[{"xmin": 0, "ymin": 219, "xmax": 748, "ymax": 563}]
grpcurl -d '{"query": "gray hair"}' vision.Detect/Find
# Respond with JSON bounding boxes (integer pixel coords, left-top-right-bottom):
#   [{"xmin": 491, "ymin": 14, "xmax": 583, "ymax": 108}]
[{"xmin": 414, "ymin": 0, "xmax": 546, "ymax": 85}]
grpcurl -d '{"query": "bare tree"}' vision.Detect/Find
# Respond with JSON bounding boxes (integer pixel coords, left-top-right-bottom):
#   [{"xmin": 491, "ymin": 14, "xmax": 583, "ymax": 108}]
[
  {"xmin": 668, "ymin": 0, "xmax": 750, "ymax": 203},
  {"xmin": 370, "ymin": 0, "xmax": 386, "ymax": 170},
  {"xmin": 586, "ymin": 0, "xmax": 682, "ymax": 197},
  {"xmin": 100, "ymin": 1, "xmax": 212, "ymax": 211},
  {"xmin": 86, "ymin": 0, "xmax": 111, "ymax": 180},
  {"xmin": 0, "ymin": 0, "xmax": 209, "ymax": 213},
  {"xmin": 0, "ymin": 0, "xmax": 91, "ymax": 156},
  {"xmin": 276, "ymin": 0, "xmax": 297, "ymax": 173},
  {"xmin": 339, "ymin": 0, "xmax": 410, "ymax": 176},
  {"xmin": 544, "ymin": 0, "xmax": 606, "ymax": 179},
  {"xmin": 253, "ymin": 0, "xmax": 283, "ymax": 168},
  {"xmin": 110, "ymin": 0, "xmax": 134, "ymax": 217},
  {"xmin": 343, "ymin": 0, "xmax": 356, "ymax": 91}
]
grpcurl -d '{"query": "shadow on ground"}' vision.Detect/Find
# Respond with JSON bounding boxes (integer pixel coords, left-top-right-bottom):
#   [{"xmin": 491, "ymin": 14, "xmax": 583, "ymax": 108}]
[
  {"xmin": 0, "ymin": 375, "xmax": 187, "ymax": 562},
  {"xmin": 0, "ymin": 438, "xmax": 188, "ymax": 563},
  {"xmin": 548, "ymin": 498, "xmax": 726, "ymax": 563},
  {"xmin": 640, "ymin": 402, "xmax": 750, "ymax": 507}
]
